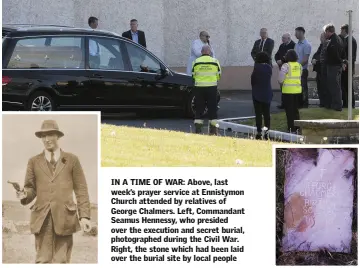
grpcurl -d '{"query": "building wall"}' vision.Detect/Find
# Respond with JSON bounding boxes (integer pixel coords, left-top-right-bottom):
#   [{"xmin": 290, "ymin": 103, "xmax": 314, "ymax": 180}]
[{"xmin": 3, "ymin": 0, "xmax": 359, "ymax": 89}]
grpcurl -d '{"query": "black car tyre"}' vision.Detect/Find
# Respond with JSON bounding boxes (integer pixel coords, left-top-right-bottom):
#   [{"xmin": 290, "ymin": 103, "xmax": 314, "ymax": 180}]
[
  {"xmin": 27, "ymin": 91, "xmax": 55, "ymax": 111},
  {"xmin": 185, "ymin": 92, "xmax": 208, "ymax": 118},
  {"xmin": 185, "ymin": 90, "xmax": 220, "ymax": 118}
]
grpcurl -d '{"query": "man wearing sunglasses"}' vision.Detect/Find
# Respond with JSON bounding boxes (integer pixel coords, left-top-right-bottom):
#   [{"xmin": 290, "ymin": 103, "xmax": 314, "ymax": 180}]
[{"xmin": 186, "ymin": 31, "xmax": 216, "ymax": 75}]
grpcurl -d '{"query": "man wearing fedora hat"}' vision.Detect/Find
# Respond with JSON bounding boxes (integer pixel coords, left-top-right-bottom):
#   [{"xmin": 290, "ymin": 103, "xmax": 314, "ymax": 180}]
[{"xmin": 14, "ymin": 119, "xmax": 92, "ymax": 263}]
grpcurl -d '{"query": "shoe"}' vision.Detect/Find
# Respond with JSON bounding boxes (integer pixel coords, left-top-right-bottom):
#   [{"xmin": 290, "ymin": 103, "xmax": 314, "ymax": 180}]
[
  {"xmin": 195, "ymin": 123, "xmax": 203, "ymax": 134},
  {"xmin": 263, "ymin": 130, "xmax": 269, "ymax": 140},
  {"xmin": 255, "ymin": 132, "xmax": 262, "ymax": 140},
  {"xmin": 209, "ymin": 125, "xmax": 218, "ymax": 136}
]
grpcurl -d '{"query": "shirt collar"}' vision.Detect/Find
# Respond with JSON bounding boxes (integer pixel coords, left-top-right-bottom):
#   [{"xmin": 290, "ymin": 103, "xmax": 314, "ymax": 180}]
[
  {"xmin": 345, "ymin": 34, "xmax": 349, "ymax": 39},
  {"xmin": 44, "ymin": 148, "xmax": 61, "ymax": 162},
  {"xmin": 131, "ymin": 30, "xmax": 138, "ymax": 35}
]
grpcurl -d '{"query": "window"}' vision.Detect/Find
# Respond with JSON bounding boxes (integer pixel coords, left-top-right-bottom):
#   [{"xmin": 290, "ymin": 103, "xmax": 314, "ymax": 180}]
[
  {"xmin": 125, "ymin": 42, "xmax": 161, "ymax": 73},
  {"xmin": 88, "ymin": 37, "xmax": 125, "ymax": 70},
  {"xmin": 7, "ymin": 37, "xmax": 84, "ymax": 69}
]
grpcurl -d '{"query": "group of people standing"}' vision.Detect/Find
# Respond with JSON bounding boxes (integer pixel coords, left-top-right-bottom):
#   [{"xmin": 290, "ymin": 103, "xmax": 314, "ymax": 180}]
[{"xmin": 250, "ymin": 24, "xmax": 357, "ymax": 139}]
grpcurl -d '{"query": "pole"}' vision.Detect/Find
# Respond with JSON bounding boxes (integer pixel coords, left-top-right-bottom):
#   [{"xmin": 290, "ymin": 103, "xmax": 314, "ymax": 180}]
[{"xmin": 347, "ymin": 10, "xmax": 353, "ymax": 120}]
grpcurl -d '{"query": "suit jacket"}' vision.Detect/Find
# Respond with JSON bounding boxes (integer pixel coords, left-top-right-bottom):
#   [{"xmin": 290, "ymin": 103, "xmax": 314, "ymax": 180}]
[
  {"xmin": 274, "ymin": 40, "xmax": 296, "ymax": 65},
  {"xmin": 343, "ymin": 36, "xmax": 357, "ymax": 63},
  {"xmin": 312, "ymin": 43, "xmax": 323, "ymax": 73},
  {"xmin": 251, "ymin": 38, "xmax": 275, "ymax": 64},
  {"xmin": 122, "ymin": 30, "xmax": 147, "ymax": 48},
  {"xmin": 21, "ymin": 150, "xmax": 90, "ymax": 236}
]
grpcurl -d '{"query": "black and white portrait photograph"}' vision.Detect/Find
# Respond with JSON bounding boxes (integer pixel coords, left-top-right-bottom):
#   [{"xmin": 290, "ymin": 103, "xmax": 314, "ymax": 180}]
[{"xmin": 2, "ymin": 112, "xmax": 99, "ymax": 264}]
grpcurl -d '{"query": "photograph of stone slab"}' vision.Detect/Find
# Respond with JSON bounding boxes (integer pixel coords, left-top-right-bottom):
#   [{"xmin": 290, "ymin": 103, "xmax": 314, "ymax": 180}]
[{"xmin": 282, "ymin": 148, "xmax": 356, "ymax": 253}]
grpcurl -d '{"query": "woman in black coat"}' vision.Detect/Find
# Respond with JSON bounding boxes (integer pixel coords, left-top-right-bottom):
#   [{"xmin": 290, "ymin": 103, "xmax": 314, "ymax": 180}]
[{"xmin": 251, "ymin": 51, "xmax": 273, "ymax": 140}]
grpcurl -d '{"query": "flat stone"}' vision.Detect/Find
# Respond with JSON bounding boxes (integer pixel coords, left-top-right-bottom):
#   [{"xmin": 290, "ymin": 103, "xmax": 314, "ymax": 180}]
[
  {"xmin": 282, "ymin": 149, "xmax": 355, "ymax": 252},
  {"xmin": 295, "ymin": 120, "xmax": 359, "ymax": 129}
]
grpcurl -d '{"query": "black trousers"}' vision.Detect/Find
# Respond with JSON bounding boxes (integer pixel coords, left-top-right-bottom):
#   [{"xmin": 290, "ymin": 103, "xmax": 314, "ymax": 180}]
[
  {"xmin": 253, "ymin": 99, "xmax": 270, "ymax": 133},
  {"xmin": 327, "ymin": 64, "xmax": 343, "ymax": 110},
  {"xmin": 316, "ymin": 70, "xmax": 326, "ymax": 107},
  {"xmin": 341, "ymin": 64, "xmax": 355, "ymax": 108},
  {"xmin": 194, "ymin": 86, "xmax": 218, "ymax": 121},
  {"xmin": 283, "ymin": 93, "xmax": 300, "ymax": 132},
  {"xmin": 298, "ymin": 69, "xmax": 309, "ymax": 108}
]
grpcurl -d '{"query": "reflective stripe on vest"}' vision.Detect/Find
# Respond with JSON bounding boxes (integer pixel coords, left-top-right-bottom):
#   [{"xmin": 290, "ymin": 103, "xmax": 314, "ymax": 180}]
[
  {"xmin": 192, "ymin": 56, "xmax": 221, "ymax": 87},
  {"xmin": 282, "ymin": 62, "xmax": 302, "ymax": 94}
]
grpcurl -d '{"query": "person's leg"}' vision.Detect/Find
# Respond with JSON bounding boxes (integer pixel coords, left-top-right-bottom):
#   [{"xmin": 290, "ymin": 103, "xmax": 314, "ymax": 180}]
[
  {"xmin": 327, "ymin": 65, "xmax": 343, "ymax": 111},
  {"xmin": 316, "ymin": 71, "xmax": 324, "ymax": 107},
  {"xmin": 194, "ymin": 87, "xmax": 205, "ymax": 133},
  {"xmin": 262, "ymin": 101, "xmax": 271, "ymax": 139},
  {"xmin": 341, "ymin": 68, "xmax": 348, "ymax": 108},
  {"xmin": 301, "ymin": 69, "xmax": 309, "ymax": 108},
  {"xmin": 293, "ymin": 95, "xmax": 300, "ymax": 132},
  {"xmin": 253, "ymin": 99, "xmax": 263, "ymax": 134},
  {"xmin": 207, "ymin": 86, "xmax": 218, "ymax": 135},
  {"xmin": 322, "ymin": 65, "xmax": 330, "ymax": 108},
  {"xmin": 283, "ymin": 94, "xmax": 295, "ymax": 132},
  {"xmin": 352, "ymin": 64, "xmax": 356, "ymax": 108},
  {"xmin": 53, "ymin": 232, "xmax": 73, "ymax": 263},
  {"xmin": 35, "ymin": 212, "xmax": 54, "ymax": 263}
]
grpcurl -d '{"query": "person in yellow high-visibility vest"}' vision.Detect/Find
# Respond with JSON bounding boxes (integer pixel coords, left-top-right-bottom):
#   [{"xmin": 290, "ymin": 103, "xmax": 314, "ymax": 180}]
[
  {"xmin": 192, "ymin": 45, "xmax": 221, "ymax": 135},
  {"xmin": 278, "ymin": 49, "xmax": 302, "ymax": 133}
]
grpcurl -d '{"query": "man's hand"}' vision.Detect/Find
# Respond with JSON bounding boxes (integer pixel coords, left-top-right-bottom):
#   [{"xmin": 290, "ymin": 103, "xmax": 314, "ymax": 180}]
[
  {"xmin": 80, "ymin": 218, "xmax": 91, "ymax": 232},
  {"xmin": 16, "ymin": 190, "xmax": 27, "ymax": 200},
  {"xmin": 342, "ymin": 63, "xmax": 347, "ymax": 71},
  {"xmin": 276, "ymin": 60, "xmax": 282, "ymax": 66},
  {"xmin": 311, "ymin": 59, "xmax": 317, "ymax": 65}
]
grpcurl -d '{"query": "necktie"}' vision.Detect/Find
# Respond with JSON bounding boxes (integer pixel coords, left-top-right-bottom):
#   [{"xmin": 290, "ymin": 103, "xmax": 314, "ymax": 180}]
[
  {"xmin": 260, "ymin": 40, "xmax": 265, "ymax": 51},
  {"xmin": 50, "ymin": 152, "xmax": 56, "ymax": 173}
]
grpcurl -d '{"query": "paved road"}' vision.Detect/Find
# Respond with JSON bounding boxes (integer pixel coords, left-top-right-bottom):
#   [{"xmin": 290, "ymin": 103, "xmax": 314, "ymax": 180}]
[{"xmin": 102, "ymin": 91, "xmax": 282, "ymax": 135}]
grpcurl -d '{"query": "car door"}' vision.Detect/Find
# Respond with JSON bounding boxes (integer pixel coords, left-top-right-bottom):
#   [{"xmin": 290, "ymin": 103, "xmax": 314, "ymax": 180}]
[
  {"xmin": 86, "ymin": 36, "xmax": 134, "ymax": 109},
  {"xmin": 122, "ymin": 41, "xmax": 184, "ymax": 108}
]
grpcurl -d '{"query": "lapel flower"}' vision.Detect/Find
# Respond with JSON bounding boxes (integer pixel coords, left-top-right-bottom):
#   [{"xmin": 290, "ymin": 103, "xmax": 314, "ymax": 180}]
[{"xmin": 61, "ymin": 157, "xmax": 67, "ymax": 164}]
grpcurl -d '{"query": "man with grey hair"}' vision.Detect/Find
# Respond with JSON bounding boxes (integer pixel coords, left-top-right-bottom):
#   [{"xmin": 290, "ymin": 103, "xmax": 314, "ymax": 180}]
[
  {"xmin": 192, "ymin": 45, "xmax": 221, "ymax": 135},
  {"xmin": 251, "ymin": 28, "xmax": 275, "ymax": 65},
  {"xmin": 275, "ymin": 33, "xmax": 296, "ymax": 109},
  {"xmin": 323, "ymin": 23, "xmax": 345, "ymax": 111}
]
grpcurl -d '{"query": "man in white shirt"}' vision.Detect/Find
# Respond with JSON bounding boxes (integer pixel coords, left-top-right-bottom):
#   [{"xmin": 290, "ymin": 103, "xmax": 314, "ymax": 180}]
[
  {"xmin": 88, "ymin": 16, "xmax": 100, "ymax": 68},
  {"xmin": 186, "ymin": 31, "xmax": 215, "ymax": 75}
]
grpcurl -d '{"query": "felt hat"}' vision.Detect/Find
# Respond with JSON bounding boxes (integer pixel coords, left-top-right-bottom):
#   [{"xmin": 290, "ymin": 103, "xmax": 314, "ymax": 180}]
[{"xmin": 35, "ymin": 120, "xmax": 64, "ymax": 138}]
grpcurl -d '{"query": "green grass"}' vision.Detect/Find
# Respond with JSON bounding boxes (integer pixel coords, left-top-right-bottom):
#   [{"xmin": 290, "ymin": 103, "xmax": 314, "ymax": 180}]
[
  {"xmin": 101, "ymin": 124, "xmax": 274, "ymax": 167},
  {"xmin": 241, "ymin": 108, "xmax": 359, "ymax": 132}
]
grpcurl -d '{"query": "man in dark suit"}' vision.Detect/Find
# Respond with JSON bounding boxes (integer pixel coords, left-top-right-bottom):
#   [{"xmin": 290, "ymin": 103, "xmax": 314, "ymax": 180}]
[
  {"xmin": 122, "ymin": 19, "xmax": 147, "ymax": 48},
  {"xmin": 339, "ymin": 24, "xmax": 357, "ymax": 108},
  {"xmin": 15, "ymin": 120, "xmax": 91, "ymax": 263},
  {"xmin": 251, "ymin": 28, "xmax": 275, "ymax": 65},
  {"xmin": 274, "ymin": 33, "xmax": 295, "ymax": 108}
]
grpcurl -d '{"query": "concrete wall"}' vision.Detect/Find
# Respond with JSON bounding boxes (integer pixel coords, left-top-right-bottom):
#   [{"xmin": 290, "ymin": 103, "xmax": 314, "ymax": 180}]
[{"xmin": 3, "ymin": 0, "xmax": 359, "ymax": 89}]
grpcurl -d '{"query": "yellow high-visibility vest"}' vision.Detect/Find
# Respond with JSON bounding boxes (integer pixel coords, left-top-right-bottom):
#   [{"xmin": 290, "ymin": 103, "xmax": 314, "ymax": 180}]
[
  {"xmin": 192, "ymin": 55, "xmax": 221, "ymax": 87},
  {"xmin": 282, "ymin": 62, "xmax": 302, "ymax": 94}
]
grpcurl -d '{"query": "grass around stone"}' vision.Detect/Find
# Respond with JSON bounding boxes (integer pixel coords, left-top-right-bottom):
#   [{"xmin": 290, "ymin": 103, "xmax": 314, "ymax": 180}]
[
  {"xmin": 240, "ymin": 108, "xmax": 359, "ymax": 132},
  {"xmin": 101, "ymin": 124, "xmax": 275, "ymax": 167}
]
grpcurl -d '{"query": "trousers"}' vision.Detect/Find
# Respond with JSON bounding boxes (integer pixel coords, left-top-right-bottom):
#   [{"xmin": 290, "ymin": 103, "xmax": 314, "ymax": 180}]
[
  {"xmin": 327, "ymin": 64, "xmax": 343, "ymax": 110},
  {"xmin": 35, "ymin": 212, "xmax": 73, "ymax": 263},
  {"xmin": 298, "ymin": 69, "xmax": 309, "ymax": 108},
  {"xmin": 194, "ymin": 86, "xmax": 218, "ymax": 121},
  {"xmin": 341, "ymin": 64, "xmax": 355, "ymax": 108},
  {"xmin": 253, "ymin": 99, "xmax": 270, "ymax": 133},
  {"xmin": 283, "ymin": 93, "xmax": 300, "ymax": 132}
]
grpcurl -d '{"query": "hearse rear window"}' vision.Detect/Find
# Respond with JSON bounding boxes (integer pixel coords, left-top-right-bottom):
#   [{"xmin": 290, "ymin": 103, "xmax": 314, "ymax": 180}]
[{"xmin": 7, "ymin": 37, "xmax": 85, "ymax": 69}]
